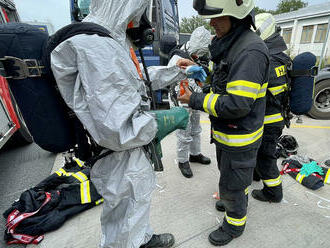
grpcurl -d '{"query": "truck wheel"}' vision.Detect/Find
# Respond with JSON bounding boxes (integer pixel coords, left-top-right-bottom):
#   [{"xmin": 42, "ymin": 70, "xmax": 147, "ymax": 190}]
[
  {"xmin": 3, "ymin": 93, "xmax": 33, "ymax": 149},
  {"xmin": 308, "ymin": 79, "xmax": 330, "ymax": 120}
]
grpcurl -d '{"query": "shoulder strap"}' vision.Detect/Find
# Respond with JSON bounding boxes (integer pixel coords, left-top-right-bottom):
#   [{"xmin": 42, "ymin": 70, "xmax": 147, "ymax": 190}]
[{"xmin": 43, "ymin": 22, "xmax": 112, "ymax": 74}]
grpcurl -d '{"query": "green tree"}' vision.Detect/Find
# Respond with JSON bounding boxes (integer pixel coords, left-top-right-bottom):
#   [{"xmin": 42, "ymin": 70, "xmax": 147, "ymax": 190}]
[
  {"xmin": 179, "ymin": 0, "xmax": 309, "ymax": 34},
  {"xmin": 275, "ymin": 0, "xmax": 308, "ymax": 14},
  {"xmin": 180, "ymin": 16, "xmax": 215, "ymax": 34},
  {"xmin": 254, "ymin": 6, "xmax": 268, "ymax": 15}
]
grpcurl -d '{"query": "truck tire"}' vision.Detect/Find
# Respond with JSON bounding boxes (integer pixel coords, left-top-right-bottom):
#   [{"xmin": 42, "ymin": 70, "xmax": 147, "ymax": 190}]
[
  {"xmin": 3, "ymin": 93, "xmax": 33, "ymax": 149},
  {"xmin": 308, "ymin": 79, "xmax": 330, "ymax": 120}
]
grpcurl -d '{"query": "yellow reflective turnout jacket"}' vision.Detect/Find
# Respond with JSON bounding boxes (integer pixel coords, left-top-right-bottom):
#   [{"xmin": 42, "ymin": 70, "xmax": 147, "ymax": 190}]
[{"xmin": 189, "ymin": 30, "xmax": 269, "ymax": 151}]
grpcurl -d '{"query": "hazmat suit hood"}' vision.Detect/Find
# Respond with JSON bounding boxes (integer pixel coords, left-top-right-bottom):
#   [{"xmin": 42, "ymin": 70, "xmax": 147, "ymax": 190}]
[
  {"xmin": 185, "ymin": 26, "xmax": 211, "ymax": 57},
  {"xmin": 83, "ymin": 0, "xmax": 150, "ymax": 48}
]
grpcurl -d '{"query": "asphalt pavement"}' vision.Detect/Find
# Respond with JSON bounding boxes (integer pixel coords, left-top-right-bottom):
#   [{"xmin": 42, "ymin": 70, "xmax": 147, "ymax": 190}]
[
  {"xmin": 0, "ymin": 143, "xmax": 56, "ymax": 248},
  {"xmin": 2, "ymin": 114, "xmax": 330, "ymax": 248}
]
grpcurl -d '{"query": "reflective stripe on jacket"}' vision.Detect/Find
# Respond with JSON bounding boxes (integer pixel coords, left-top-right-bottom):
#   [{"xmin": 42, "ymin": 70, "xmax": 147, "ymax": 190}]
[
  {"xmin": 190, "ymin": 30, "xmax": 269, "ymax": 151},
  {"xmin": 263, "ymin": 32, "xmax": 291, "ymax": 127}
]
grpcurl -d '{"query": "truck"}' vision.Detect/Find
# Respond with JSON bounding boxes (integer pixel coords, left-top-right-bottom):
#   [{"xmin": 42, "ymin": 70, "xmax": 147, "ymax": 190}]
[
  {"xmin": 71, "ymin": 0, "xmax": 180, "ymax": 108},
  {"xmin": 0, "ymin": 0, "xmax": 33, "ymax": 150},
  {"xmin": 308, "ymin": 66, "xmax": 330, "ymax": 119}
]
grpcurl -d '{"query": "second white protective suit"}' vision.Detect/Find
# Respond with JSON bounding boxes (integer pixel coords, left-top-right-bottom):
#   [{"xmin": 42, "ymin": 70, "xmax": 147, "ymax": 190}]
[
  {"xmin": 50, "ymin": 0, "xmax": 159, "ymax": 247},
  {"xmin": 149, "ymin": 26, "xmax": 211, "ymax": 164}
]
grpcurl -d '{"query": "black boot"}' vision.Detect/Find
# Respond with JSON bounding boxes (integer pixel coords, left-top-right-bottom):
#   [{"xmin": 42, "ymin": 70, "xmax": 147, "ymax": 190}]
[
  {"xmin": 215, "ymin": 200, "xmax": 225, "ymax": 212},
  {"xmin": 140, "ymin": 233, "xmax": 175, "ymax": 248},
  {"xmin": 189, "ymin": 153, "xmax": 211, "ymax": 164},
  {"xmin": 178, "ymin": 161, "xmax": 193, "ymax": 178},
  {"xmin": 208, "ymin": 226, "xmax": 240, "ymax": 246},
  {"xmin": 251, "ymin": 189, "xmax": 282, "ymax": 203}
]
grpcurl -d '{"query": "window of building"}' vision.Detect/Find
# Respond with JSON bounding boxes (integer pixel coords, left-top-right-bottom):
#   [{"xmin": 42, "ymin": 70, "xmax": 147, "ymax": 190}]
[
  {"xmin": 300, "ymin": 25, "xmax": 314, "ymax": 44},
  {"xmin": 282, "ymin": 28, "xmax": 292, "ymax": 44},
  {"xmin": 314, "ymin": 23, "xmax": 328, "ymax": 43}
]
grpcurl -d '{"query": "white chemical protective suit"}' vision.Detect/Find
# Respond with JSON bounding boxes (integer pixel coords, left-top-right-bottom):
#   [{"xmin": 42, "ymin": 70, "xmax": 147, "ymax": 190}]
[
  {"xmin": 148, "ymin": 26, "xmax": 211, "ymax": 163},
  {"xmin": 50, "ymin": 0, "xmax": 158, "ymax": 247}
]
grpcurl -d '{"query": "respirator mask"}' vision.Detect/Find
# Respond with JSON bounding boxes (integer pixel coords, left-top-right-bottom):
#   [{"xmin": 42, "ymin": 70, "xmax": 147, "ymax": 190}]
[{"xmin": 126, "ymin": 10, "xmax": 155, "ymax": 49}]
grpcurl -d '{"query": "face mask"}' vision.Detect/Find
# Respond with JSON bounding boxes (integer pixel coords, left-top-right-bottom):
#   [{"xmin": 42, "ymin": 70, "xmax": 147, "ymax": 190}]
[{"xmin": 126, "ymin": 10, "xmax": 154, "ymax": 49}]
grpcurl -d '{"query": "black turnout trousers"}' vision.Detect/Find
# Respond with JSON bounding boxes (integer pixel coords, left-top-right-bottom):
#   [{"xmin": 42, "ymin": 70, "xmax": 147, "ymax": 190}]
[{"xmin": 216, "ymin": 146, "xmax": 257, "ymax": 236}]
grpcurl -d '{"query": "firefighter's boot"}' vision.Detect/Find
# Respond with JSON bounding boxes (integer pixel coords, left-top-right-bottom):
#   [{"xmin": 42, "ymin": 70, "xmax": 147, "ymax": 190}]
[
  {"xmin": 189, "ymin": 154, "xmax": 211, "ymax": 164},
  {"xmin": 140, "ymin": 233, "xmax": 175, "ymax": 248},
  {"xmin": 208, "ymin": 226, "xmax": 240, "ymax": 246},
  {"xmin": 178, "ymin": 161, "xmax": 193, "ymax": 178},
  {"xmin": 251, "ymin": 189, "xmax": 282, "ymax": 203},
  {"xmin": 215, "ymin": 200, "xmax": 225, "ymax": 212}
]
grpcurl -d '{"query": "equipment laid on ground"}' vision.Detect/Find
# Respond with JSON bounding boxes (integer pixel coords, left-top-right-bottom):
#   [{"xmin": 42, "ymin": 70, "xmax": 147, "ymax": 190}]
[
  {"xmin": 281, "ymin": 155, "xmax": 330, "ymax": 190},
  {"xmin": 276, "ymin": 135, "xmax": 299, "ymax": 158},
  {"xmin": 3, "ymin": 159, "xmax": 103, "ymax": 245}
]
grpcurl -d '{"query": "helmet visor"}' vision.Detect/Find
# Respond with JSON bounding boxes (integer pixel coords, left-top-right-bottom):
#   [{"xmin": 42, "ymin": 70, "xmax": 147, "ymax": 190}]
[{"xmin": 193, "ymin": 0, "xmax": 223, "ymax": 16}]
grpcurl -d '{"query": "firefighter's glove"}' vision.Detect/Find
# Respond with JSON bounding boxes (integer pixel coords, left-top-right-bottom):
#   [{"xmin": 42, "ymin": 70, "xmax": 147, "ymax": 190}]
[
  {"xmin": 149, "ymin": 107, "xmax": 189, "ymax": 142},
  {"xmin": 185, "ymin": 65, "xmax": 207, "ymax": 82}
]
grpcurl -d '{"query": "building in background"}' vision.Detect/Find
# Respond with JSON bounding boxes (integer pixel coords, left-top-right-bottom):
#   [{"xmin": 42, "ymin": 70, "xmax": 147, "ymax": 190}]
[{"xmin": 275, "ymin": 2, "xmax": 330, "ymax": 62}]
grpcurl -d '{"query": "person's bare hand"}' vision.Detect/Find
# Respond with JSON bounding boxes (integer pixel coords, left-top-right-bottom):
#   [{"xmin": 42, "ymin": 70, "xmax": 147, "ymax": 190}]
[
  {"xmin": 176, "ymin": 58, "xmax": 196, "ymax": 69},
  {"xmin": 177, "ymin": 84, "xmax": 192, "ymax": 105}
]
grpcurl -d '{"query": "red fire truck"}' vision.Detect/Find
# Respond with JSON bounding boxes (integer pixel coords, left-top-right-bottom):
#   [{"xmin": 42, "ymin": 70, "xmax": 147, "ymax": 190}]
[{"xmin": 0, "ymin": 0, "xmax": 33, "ymax": 149}]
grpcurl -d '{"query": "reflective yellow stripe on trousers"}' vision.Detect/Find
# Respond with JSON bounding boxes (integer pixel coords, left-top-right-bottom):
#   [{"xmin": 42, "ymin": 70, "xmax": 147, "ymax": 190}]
[
  {"xmin": 95, "ymin": 198, "xmax": 104, "ymax": 205},
  {"xmin": 203, "ymin": 93, "xmax": 220, "ymax": 117},
  {"xmin": 324, "ymin": 169, "xmax": 330, "ymax": 184},
  {"xmin": 263, "ymin": 175, "xmax": 282, "ymax": 187},
  {"xmin": 55, "ymin": 168, "xmax": 73, "ymax": 177},
  {"xmin": 80, "ymin": 180, "xmax": 92, "ymax": 204},
  {"xmin": 74, "ymin": 158, "xmax": 85, "ymax": 168},
  {"xmin": 72, "ymin": 171, "xmax": 88, "ymax": 183},
  {"xmin": 212, "ymin": 126, "xmax": 263, "ymax": 147},
  {"xmin": 225, "ymin": 213, "xmax": 246, "ymax": 226},
  {"xmin": 264, "ymin": 113, "xmax": 284, "ymax": 124},
  {"xmin": 296, "ymin": 173, "xmax": 305, "ymax": 184}
]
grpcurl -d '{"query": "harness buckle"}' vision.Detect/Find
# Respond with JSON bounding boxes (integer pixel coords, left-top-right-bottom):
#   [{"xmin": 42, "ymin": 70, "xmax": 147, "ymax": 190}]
[{"xmin": 0, "ymin": 56, "xmax": 44, "ymax": 80}]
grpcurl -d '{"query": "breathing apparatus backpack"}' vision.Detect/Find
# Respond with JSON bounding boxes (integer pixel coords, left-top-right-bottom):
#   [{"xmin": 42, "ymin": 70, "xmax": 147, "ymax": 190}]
[
  {"xmin": 288, "ymin": 52, "xmax": 318, "ymax": 115},
  {"xmin": 0, "ymin": 22, "xmax": 111, "ymax": 158},
  {"xmin": 269, "ymin": 52, "xmax": 317, "ymax": 127}
]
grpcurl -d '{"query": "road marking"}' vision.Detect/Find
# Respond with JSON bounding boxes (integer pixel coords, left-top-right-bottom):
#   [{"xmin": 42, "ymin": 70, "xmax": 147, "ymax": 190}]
[
  {"xmin": 200, "ymin": 120, "xmax": 330, "ymax": 129},
  {"xmin": 290, "ymin": 124, "xmax": 330, "ymax": 129}
]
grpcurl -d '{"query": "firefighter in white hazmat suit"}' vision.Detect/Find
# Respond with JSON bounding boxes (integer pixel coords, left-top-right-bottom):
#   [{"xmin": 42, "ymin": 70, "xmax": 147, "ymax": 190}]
[{"xmin": 50, "ymin": 0, "xmax": 175, "ymax": 247}]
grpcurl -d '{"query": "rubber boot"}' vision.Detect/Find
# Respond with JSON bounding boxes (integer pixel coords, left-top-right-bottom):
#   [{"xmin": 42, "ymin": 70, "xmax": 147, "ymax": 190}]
[
  {"xmin": 178, "ymin": 161, "xmax": 193, "ymax": 178},
  {"xmin": 189, "ymin": 153, "xmax": 211, "ymax": 164},
  {"xmin": 208, "ymin": 226, "xmax": 240, "ymax": 246},
  {"xmin": 215, "ymin": 200, "xmax": 225, "ymax": 212},
  {"xmin": 140, "ymin": 233, "xmax": 175, "ymax": 248},
  {"xmin": 251, "ymin": 189, "xmax": 282, "ymax": 203}
]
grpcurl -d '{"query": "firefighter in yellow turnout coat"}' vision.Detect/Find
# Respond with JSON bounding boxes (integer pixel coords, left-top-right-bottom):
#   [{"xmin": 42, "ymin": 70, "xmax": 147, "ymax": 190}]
[{"xmin": 178, "ymin": 0, "xmax": 270, "ymax": 245}]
